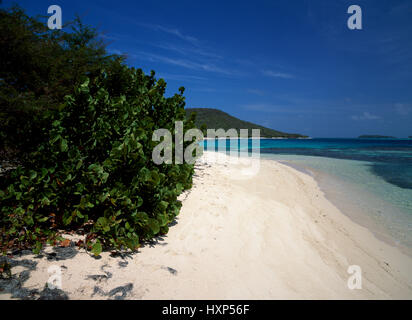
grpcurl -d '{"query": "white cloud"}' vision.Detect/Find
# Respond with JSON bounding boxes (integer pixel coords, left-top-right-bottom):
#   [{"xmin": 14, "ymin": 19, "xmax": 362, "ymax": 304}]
[
  {"xmin": 157, "ymin": 73, "xmax": 207, "ymax": 82},
  {"xmin": 140, "ymin": 23, "xmax": 199, "ymax": 45},
  {"xmin": 261, "ymin": 70, "xmax": 295, "ymax": 79},
  {"xmin": 132, "ymin": 52, "xmax": 236, "ymax": 76},
  {"xmin": 394, "ymin": 103, "xmax": 411, "ymax": 116},
  {"xmin": 351, "ymin": 112, "xmax": 381, "ymax": 121},
  {"xmin": 154, "ymin": 43, "xmax": 222, "ymax": 60},
  {"xmin": 107, "ymin": 49, "xmax": 124, "ymax": 55}
]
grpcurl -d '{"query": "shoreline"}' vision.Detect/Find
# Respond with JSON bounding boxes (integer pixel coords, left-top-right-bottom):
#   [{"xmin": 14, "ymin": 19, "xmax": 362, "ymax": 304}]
[
  {"xmin": 314, "ymin": 168, "xmax": 412, "ymax": 257},
  {"xmin": 1, "ymin": 151, "xmax": 411, "ymax": 299},
  {"xmin": 264, "ymin": 154, "xmax": 412, "ymax": 257}
]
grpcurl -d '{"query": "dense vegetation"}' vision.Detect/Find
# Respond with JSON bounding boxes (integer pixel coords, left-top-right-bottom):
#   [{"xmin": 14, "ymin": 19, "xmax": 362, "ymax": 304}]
[
  {"xmin": 0, "ymin": 6, "xmax": 115, "ymax": 157},
  {"xmin": 186, "ymin": 108, "xmax": 307, "ymax": 138},
  {"xmin": 0, "ymin": 6, "xmax": 196, "ymax": 255}
]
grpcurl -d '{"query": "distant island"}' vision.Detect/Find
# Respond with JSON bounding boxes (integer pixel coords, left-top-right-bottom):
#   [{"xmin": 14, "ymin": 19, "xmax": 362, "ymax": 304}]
[
  {"xmin": 358, "ymin": 135, "xmax": 396, "ymax": 139},
  {"xmin": 186, "ymin": 108, "xmax": 308, "ymax": 138},
  {"xmin": 409, "ymin": 136, "xmax": 412, "ymax": 139}
]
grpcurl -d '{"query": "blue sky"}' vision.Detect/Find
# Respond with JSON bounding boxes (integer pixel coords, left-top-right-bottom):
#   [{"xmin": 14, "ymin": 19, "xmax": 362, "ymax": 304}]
[{"xmin": 6, "ymin": 0, "xmax": 412, "ymax": 137}]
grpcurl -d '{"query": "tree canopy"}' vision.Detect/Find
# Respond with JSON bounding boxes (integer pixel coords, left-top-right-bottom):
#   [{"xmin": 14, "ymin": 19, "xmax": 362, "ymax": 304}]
[{"xmin": 0, "ymin": 6, "xmax": 119, "ymax": 155}]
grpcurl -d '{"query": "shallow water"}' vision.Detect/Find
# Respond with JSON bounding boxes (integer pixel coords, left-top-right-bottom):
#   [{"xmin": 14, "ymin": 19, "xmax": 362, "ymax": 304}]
[{"xmin": 204, "ymin": 138, "xmax": 412, "ymax": 249}]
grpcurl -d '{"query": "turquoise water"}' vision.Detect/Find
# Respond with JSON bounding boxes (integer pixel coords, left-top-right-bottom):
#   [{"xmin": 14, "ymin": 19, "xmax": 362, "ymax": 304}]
[{"xmin": 204, "ymin": 138, "xmax": 412, "ymax": 249}]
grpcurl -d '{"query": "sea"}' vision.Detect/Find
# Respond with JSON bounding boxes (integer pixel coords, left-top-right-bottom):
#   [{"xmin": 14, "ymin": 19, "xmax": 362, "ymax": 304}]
[{"xmin": 203, "ymin": 138, "xmax": 412, "ymax": 252}]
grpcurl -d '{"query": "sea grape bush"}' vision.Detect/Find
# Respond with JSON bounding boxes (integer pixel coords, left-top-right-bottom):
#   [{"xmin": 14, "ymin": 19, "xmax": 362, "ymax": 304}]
[{"xmin": 0, "ymin": 62, "xmax": 196, "ymax": 255}]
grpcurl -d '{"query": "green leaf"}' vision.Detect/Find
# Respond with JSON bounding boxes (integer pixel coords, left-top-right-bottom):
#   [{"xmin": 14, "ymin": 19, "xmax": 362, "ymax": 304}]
[
  {"xmin": 125, "ymin": 235, "xmax": 139, "ymax": 250},
  {"xmin": 41, "ymin": 197, "xmax": 50, "ymax": 206},
  {"xmin": 157, "ymin": 214, "xmax": 168, "ymax": 227},
  {"xmin": 159, "ymin": 201, "xmax": 168, "ymax": 211},
  {"xmin": 91, "ymin": 240, "xmax": 102, "ymax": 256},
  {"xmin": 33, "ymin": 241, "xmax": 42, "ymax": 255},
  {"xmin": 75, "ymin": 160, "xmax": 83, "ymax": 170},
  {"xmin": 99, "ymin": 192, "xmax": 110, "ymax": 202},
  {"xmin": 37, "ymin": 216, "xmax": 49, "ymax": 223},
  {"xmin": 96, "ymin": 217, "xmax": 108, "ymax": 226},
  {"xmin": 63, "ymin": 214, "xmax": 73, "ymax": 225},
  {"xmin": 160, "ymin": 225, "xmax": 169, "ymax": 235},
  {"xmin": 75, "ymin": 210, "xmax": 84, "ymax": 218},
  {"xmin": 80, "ymin": 78, "xmax": 90, "ymax": 93},
  {"xmin": 60, "ymin": 139, "xmax": 68, "ymax": 152},
  {"xmin": 29, "ymin": 170, "xmax": 37, "ymax": 180},
  {"xmin": 101, "ymin": 172, "xmax": 109, "ymax": 183},
  {"xmin": 148, "ymin": 218, "xmax": 160, "ymax": 234},
  {"xmin": 50, "ymin": 134, "xmax": 61, "ymax": 144},
  {"xmin": 41, "ymin": 168, "xmax": 48, "ymax": 178}
]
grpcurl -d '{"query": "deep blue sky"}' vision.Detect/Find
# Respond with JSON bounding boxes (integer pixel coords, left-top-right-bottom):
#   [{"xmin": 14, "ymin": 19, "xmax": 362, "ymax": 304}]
[{"xmin": 6, "ymin": 0, "xmax": 412, "ymax": 137}]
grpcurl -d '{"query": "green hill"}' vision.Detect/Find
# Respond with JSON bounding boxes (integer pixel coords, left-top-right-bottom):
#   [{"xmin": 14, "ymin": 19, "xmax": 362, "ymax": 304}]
[{"xmin": 186, "ymin": 108, "xmax": 307, "ymax": 138}]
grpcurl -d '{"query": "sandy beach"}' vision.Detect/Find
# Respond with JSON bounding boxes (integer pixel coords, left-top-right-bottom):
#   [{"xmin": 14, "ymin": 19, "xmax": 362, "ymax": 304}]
[{"xmin": 1, "ymin": 151, "xmax": 411, "ymax": 300}]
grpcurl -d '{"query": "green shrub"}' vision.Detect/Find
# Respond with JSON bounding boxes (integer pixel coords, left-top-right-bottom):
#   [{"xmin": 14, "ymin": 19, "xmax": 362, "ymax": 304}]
[
  {"xmin": 0, "ymin": 62, "xmax": 196, "ymax": 255},
  {"xmin": 0, "ymin": 6, "xmax": 117, "ymax": 156}
]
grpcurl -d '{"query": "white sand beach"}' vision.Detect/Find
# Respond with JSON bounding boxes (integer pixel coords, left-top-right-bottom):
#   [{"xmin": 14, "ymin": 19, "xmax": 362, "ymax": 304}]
[{"xmin": 1, "ymin": 151, "xmax": 411, "ymax": 300}]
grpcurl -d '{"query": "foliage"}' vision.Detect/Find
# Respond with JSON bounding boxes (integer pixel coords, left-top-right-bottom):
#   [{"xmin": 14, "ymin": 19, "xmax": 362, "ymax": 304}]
[
  {"xmin": 1, "ymin": 64, "xmax": 196, "ymax": 254},
  {"xmin": 185, "ymin": 108, "xmax": 308, "ymax": 138},
  {"xmin": 0, "ymin": 6, "xmax": 118, "ymax": 156},
  {"xmin": 0, "ymin": 7, "xmax": 196, "ymax": 255}
]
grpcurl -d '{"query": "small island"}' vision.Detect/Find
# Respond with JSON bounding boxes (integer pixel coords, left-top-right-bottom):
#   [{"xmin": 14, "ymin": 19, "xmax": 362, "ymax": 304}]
[{"xmin": 358, "ymin": 135, "xmax": 396, "ymax": 139}]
